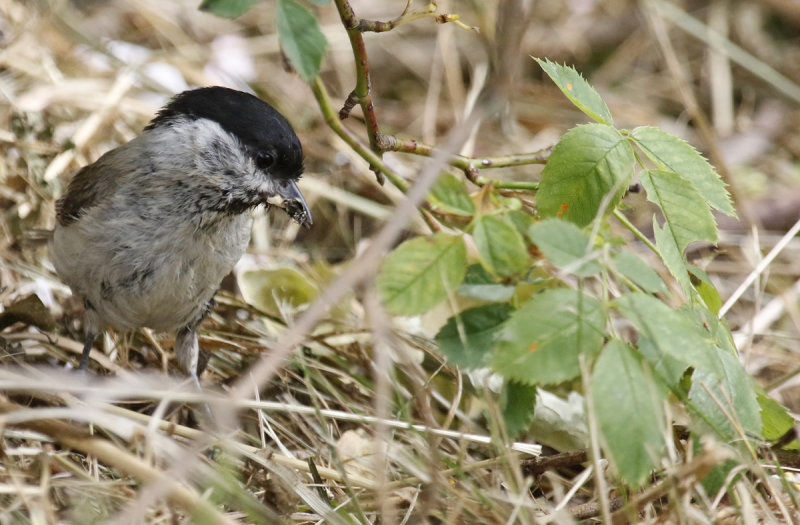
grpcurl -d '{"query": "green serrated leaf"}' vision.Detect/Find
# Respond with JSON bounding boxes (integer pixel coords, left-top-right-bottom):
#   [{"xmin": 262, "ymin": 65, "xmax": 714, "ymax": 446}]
[
  {"xmin": 640, "ymin": 168, "xmax": 717, "ymax": 296},
  {"xmin": 537, "ymin": 124, "xmax": 634, "ymax": 227},
  {"xmin": 640, "ymin": 170, "xmax": 717, "ymax": 295},
  {"xmin": 757, "ymin": 391, "xmax": 794, "ymax": 442},
  {"xmin": 631, "ymin": 126, "xmax": 735, "ymax": 217},
  {"xmin": 239, "ymin": 268, "xmax": 318, "ymax": 317},
  {"xmin": 457, "ymin": 264, "xmax": 516, "ymax": 302},
  {"xmin": 534, "ymin": 58, "xmax": 613, "ymax": 125},
  {"xmin": 376, "ymin": 234, "xmax": 467, "ymax": 316},
  {"xmin": 689, "ymin": 266, "xmax": 723, "ymax": 315},
  {"xmin": 611, "ymin": 251, "xmax": 669, "ymax": 294},
  {"xmin": 493, "ymin": 289, "xmax": 606, "ymax": 384},
  {"xmin": 637, "ymin": 336, "xmax": 690, "ymax": 388},
  {"xmin": 528, "ymin": 219, "xmax": 602, "ymax": 276},
  {"xmin": 616, "ymin": 294, "xmax": 722, "ymax": 378},
  {"xmin": 436, "ymin": 304, "xmax": 513, "ymax": 369},
  {"xmin": 506, "ymin": 209, "xmax": 536, "ymax": 237},
  {"xmin": 592, "ymin": 339, "xmax": 667, "ymax": 487},
  {"xmin": 428, "ymin": 172, "xmax": 476, "ymax": 216},
  {"xmin": 703, "ymin": 311, "xmax": 738, "ymax": 358},
  {"xmin": 473, "ymin": 214, "xmax": 531, "ymax": 277},
  {"xmin": 276, "ymin": 0, "xmax": 327, "ymax": 81},
  {"xmin": 502, "ymin": 381, "xmax": 538, "ymax": 439},
  {"xmin": 689, "ymin": 350, "xmax": 762, "ymax": 443},
  {"xmin": 199, "ymin": 0, "xmax": 259, "ymax": 18},
  {"xmin": 652, "ymin": 217, "xmax": 693, "ymax": 296},
  {"xmin": 640, "ymin": 169, "xmax": 718, "ymax": 248}
]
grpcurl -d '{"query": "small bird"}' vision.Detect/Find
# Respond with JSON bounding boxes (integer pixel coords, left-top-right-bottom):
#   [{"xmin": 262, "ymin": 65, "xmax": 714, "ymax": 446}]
[{"xmin": 52, "ymin": 86, "xmax": 311, "ymax": 385}]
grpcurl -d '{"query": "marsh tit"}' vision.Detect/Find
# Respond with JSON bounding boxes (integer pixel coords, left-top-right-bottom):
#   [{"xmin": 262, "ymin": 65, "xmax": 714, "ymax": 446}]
[{"xmin": 52, "ymin": 86, "xmax": 312, "ymax": 384}]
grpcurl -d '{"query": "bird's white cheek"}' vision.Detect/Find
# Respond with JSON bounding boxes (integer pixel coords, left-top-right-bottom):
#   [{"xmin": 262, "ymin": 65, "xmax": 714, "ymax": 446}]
[{"xmin": 257, "ymin": 180, "xmax": 281, "ymax": 202}]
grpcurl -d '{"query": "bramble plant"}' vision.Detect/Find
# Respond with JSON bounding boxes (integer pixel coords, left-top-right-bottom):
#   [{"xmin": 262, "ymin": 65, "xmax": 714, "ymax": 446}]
[
  {"xmin": 205, "ymin": 0, "xmax": 793, "ymax": 490},
  {"xmin": 381, "ymin": 60, "xmax": 791, "ymax": 486}
]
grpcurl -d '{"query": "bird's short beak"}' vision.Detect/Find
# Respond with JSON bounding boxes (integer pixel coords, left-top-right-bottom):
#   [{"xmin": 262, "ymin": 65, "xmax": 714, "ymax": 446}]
[{"xmin": 275, "ymin": 180, "xmax": 313, "ymax": 228}]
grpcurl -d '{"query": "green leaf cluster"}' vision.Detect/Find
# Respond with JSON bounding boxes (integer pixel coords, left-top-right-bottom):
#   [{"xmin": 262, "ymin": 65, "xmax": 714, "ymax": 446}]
[{"xmin": 374, "ymin": 58, "xmax": 791, "ymax": 489}]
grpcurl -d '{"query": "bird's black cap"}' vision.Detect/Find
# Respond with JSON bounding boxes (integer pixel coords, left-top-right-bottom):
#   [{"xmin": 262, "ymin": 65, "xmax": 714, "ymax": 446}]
[{"xmin": 146, "ymin": 86, "xmax": 303, "ymax": 179}]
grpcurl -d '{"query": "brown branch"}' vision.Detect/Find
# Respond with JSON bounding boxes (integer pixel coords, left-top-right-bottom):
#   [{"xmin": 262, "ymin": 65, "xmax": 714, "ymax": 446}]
[
  {"xmin": 570, "ymin": 497, "xmax": 625, "ymax": 520},
  {"xmin": 353, "ymin": 2, "xmax": 476, "ymax": 33},
  {"xmin": 521, "ymin": 449, "xmax": 588, "ymax": 477},
  {"xmin": 327, "ymin": 2, "xmax": 539, "ymax": 197},
  {"xmin": 311, "ymin": 77, "xmax": 405, "ymax": 190},
  {"xmin": 333, "ymin": 0, "xmax": 383, "ymax": 181},
  {"xmin": 330, "ymin": 1, "xmax": 477, "ymax": 187}
]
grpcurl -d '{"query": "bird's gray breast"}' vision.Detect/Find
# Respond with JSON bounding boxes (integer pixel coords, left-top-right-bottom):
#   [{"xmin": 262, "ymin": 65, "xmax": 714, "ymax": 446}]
[{"xmin": 53, "ymin": 198, "xmax": 252, "ymax": 333}]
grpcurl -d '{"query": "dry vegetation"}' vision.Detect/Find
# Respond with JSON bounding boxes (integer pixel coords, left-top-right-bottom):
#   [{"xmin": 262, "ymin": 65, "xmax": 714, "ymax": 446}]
[{"xmin": 1, "ymin": 0, "xmax": 800, "ymax": 523}]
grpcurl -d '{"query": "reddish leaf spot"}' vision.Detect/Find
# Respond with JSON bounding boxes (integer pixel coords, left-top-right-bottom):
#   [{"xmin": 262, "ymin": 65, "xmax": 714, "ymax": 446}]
[
  {"xmin": 557, "ymin": 211, "xmax": 563, "ymax": 217},
  {"xmin": 567, "ymin": 83, "xmax": 573, "ymax": 90},
  {"xmin": 528, "ymin": 343, "xmax": 538, "ymax": 352},
  {"xmin": 561, "ymin": 203, "xmax": 569, "ymax": 210}
]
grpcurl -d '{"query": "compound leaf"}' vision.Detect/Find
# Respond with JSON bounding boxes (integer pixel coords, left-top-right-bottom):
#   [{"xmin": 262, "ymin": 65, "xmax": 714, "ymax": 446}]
[
  {"xmin": 528, "ymin": 219, "xmax": 601, "ymax": 276},
  {"xmin": 592, "ymin": 339, "xmax": 667, "ymax": 487},
  {"xmin": 502, "ymin": 381, "xmax": 538, "ymax": 439},
  {"xmin": 537, "ymin": 124, "xmax": 634, "ymax": 226},
  {"xmin": 631, "ymin": 126, "xmax": 735, "ymax": 217},
  {"xmin": 377, "ymin": 234, "xmax": 466, "ymax": 316},
  {"xmin": 616, "ymin": 293, "xmax": 721, "ymax": 378},
  {"xmin": 429, "ymin": 172, "xmax": 476, "ymax": 216},
  {"xmin": 689, "ymin": 349, "xmax": 762, "ymax": 443},
  {"xmin": 473, "ymin": 214, "xmax": 531, "ymax": 277},
  {"xmin": 493, "ymin": 289, "xmax": 606, "ymax": 384},
  {"xmin": 535, "ymin": 58, "xmax": 613, "ymax": 125},
  {"xmin": 436, "ymin": 304, "xmax": 513, "ymax": 369}
]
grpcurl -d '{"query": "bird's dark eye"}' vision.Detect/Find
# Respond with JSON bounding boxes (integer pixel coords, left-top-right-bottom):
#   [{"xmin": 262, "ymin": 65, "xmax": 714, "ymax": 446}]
[{"xmin": 255, "ymin": 151, "xmax": 276, "ymax": 170}]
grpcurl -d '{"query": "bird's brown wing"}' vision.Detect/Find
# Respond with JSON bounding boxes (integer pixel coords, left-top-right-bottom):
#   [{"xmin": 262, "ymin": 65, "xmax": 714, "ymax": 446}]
[{"xmin": 56, "ymin": 155, "xmax": 122, "ymax": 227}]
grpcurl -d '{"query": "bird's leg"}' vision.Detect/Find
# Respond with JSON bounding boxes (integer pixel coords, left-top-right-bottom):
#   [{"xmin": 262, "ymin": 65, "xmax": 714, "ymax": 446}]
[
  {"xmin": 174, "ymin": 325, "xmax": 214, "ymax": 422},
  {"xmin": 78, "ymin": 303, "xmax": 101, "ymax": 370},
  {"xmin": 78, "ymin": 331, "xmax": 96, "ymax": 370},
  {"xmin": 174, "ymin": 325, "xmax": 201, "ymax": 387}
]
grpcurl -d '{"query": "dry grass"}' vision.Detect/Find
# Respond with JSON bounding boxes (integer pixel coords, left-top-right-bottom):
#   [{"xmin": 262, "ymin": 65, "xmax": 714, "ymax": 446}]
[{"xmin": 1, "ymin": 0, "xmax": 800, "ymax": 523}]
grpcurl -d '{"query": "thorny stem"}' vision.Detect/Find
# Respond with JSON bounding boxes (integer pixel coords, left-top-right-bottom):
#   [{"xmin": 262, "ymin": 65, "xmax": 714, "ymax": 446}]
[
  {"xmin": 327, "ymin": 1, "xmax": 546, "ymax": 195},
  {"xmin": 313, "ymin": 77, "xmax": 467, "ymax": 232},
  {"xmin": 333, "ymin": 0, "xmax": 384, "ymax": 182},
  {"xmin": 352, "ymin": 1, "xmax": 476, "ymax": 33},
  {"xmin": 311, "ymin": 77, "xmax": 408, "ymax": 192}
]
